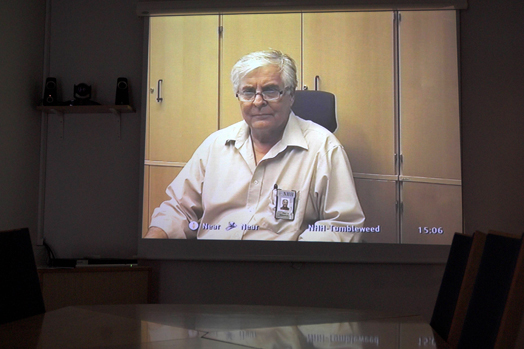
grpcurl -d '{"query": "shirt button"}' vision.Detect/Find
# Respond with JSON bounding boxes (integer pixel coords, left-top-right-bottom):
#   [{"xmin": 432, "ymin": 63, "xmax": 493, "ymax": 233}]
[{"xmin": 254, "ymin": 180, "xmax": 259, "ymax": 185}]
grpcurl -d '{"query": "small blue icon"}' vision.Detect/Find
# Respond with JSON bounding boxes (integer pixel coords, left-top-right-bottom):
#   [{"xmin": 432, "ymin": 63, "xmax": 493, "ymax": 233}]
[{"xmin": 226, "ymin": 222, "xmax": 237, "ymax": 231}]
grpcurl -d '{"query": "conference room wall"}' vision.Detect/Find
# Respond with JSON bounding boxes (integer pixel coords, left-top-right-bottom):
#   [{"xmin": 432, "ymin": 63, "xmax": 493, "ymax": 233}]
[
  {"xmin": 143, "ymin": 259, "xmax": 446, "ymax": 321},
  {"xmin": 2, "ymin": 0, "xmax": 523, "ymax": 343},
  {"xmin": 38, "ymin": 0, "xmax": 446, "ymax": 322},
  {"xmin": 0, "ymin": 0, "xmax": 45, "ymax": 245},
  {"xmin": 39, "ymin": 0, "xmax": 524, "ymax": 254},
  {"xmin": 41, "ymin": 0, "xmax": 143, "ymax": 259}
]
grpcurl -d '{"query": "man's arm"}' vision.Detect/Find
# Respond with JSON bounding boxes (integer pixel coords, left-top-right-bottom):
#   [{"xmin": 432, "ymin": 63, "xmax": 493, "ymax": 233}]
[
  {"xmin": 144, "ymin": 226, "xmax": 168, "ymax": 239},
  {"xmin": 299, "ymin": 145, "xmax": 365, "ymax": 242},
  {"xmin": 148, "ymin": 146, "xmax": 207, "ymax": 239}
]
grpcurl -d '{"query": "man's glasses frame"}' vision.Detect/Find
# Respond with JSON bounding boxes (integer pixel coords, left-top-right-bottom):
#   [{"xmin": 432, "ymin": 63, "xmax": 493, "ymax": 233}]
[{"xmin": 236, "ymin": 88, "xmax": 289, "ymax": 102}]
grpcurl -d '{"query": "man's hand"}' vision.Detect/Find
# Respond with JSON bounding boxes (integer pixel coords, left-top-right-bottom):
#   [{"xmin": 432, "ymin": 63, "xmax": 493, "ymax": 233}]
[{"xmin": 144, "ymin": 226, "xmax": 169, "ymax": 239}]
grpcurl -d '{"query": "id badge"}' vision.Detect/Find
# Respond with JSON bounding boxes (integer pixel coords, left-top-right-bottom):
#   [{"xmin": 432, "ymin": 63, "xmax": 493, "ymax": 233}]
[{"xmin": 275, "ymin": 189, "xmax": 296, "ymax": 221}]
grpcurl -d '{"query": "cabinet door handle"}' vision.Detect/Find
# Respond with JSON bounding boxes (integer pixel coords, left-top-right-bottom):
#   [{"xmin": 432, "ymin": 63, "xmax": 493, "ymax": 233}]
[
  {"xmin": 314, "ymin": 75, "xmax": 320, "ymax": 91},
  {"xmin": 156, "ymin": 79, "xmax": 163, "ymax": 103}
]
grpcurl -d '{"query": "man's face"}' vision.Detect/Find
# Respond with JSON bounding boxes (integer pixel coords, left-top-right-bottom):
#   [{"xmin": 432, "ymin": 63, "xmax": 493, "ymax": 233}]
[{"xmin": 238, "ymin": 65, "xmax": 294, "ymax": 136}]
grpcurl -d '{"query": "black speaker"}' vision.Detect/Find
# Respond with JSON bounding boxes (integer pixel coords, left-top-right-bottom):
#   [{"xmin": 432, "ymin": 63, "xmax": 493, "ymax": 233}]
[
  {"xmin": 115, "ymin": 77, "xmax": 129, "ymax": 105},
  {"xmin": 43, "ymin": 77, "xmax": 58, "ymax": 106}
]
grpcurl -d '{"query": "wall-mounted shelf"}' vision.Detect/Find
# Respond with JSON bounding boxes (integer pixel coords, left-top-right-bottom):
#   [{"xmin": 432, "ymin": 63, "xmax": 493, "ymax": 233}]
[{"xmin": 37, "ymin": 105, "xmax": 135, "ymax": 139}]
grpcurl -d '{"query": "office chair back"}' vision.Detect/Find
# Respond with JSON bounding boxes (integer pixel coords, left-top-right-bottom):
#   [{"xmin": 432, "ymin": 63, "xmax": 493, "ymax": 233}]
[
  {"xmin": 0, "ymin": 228, "xmax": 45, "ymax": 324},
  {"xmin": 291, "ymin": 90, "xmax": 337, "ymax": 133},
  {"xmin": 495, "ymin": 235, "xmax": 524, "ymax": 348},
  {"xmin": 445, "ymin": 231, "xmax": 487, "ymax": 347},
  {"xmin": 456, "ymin": 232, "xmax": 523, "ymax": 349},
  {"xmin": 430, "ymin": 233, "xmax": 475, "ymax": 341}
]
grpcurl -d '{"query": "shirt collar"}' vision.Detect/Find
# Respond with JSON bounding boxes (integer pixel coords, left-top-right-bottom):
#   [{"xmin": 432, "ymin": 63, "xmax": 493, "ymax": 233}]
[
  {"xmin": 279, "ymin": 111, "xmax": 309, "ymax": 150},
  {"xmin": 225, "ymin": 111, "xmax": 309, "ymax": 152}
]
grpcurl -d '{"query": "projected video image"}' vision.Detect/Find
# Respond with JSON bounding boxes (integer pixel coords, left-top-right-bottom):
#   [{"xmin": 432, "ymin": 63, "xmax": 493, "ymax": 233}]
[{"xmin": 142, "ymin": 11, "xmax": 462, "ymax": 245}]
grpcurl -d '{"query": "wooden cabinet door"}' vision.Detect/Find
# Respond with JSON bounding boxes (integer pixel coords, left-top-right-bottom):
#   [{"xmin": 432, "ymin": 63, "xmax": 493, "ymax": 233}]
[
  {"xmin": 142, "ymin": 165, "xmax": 183, "ymax": 236},
  {"xmin": 143, "ymin": 165, "xmax": 184, "ymax": 235},
  {"xmin": 399, "ymin": 11, "xmax": 461, "ymax": 181},
  {"xmin": 398, "ymin": 11, "xmax": 462, "ymax": 243},
  {"xmin": 303, "ymin": 12, "xmax": 396, "ymax": 177},
  {"xmin": 145, "ymin": 16, "xmax": 220, "ymax": 235},
  {"xmin": 220, "ymin": 13, "xmax": 302, "ymax": 128},
  {"xmin": 354, "ymin": 178, "xmax": 399, "ymax": 243},
  {"xmin": 401, "ymin": 181, "xmax": 462, "ymax": 244},
  {"xmin": 148, "ymin": 16, "xmax": 220, "ymax": 163}
]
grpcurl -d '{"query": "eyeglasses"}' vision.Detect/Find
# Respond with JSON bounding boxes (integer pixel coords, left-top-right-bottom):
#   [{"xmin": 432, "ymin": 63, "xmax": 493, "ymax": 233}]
[{"xmin": 236, "ymin": 88, "xmax": 287, "ymax": 102}]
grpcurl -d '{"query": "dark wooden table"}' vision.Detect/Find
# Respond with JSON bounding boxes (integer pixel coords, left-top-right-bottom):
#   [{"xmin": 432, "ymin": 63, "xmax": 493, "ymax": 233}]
[{"xmin": 0, "ymin": 304, "xmax": 449, "ymax": 348}]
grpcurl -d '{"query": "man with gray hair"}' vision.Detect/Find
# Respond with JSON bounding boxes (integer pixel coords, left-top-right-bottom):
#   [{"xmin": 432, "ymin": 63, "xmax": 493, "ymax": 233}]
[{"xmin": 146, "ymin": 49, "xmax": 364, "ymax": 241}]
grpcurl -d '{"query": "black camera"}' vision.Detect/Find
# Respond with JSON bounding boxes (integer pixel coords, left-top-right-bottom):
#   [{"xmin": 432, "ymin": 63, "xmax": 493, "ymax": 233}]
[{"xmin": 66, "ymin": 83, "xmax": 100, "ymax": 106}]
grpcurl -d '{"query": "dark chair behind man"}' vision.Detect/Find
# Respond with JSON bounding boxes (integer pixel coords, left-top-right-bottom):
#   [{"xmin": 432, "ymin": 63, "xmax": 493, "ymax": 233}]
[{"xmin": 292, "ymin": 90, "xmax": 337, "ymax": 133}]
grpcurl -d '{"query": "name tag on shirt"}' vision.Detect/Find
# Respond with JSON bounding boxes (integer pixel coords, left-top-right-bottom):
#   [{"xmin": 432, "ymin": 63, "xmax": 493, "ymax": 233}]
[{"xmin": 275, "ymin": 189, "xmax": 296, "ymax": 221}]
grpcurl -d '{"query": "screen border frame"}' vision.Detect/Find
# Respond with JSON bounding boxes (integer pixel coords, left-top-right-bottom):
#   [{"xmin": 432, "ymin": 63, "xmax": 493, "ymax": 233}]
[
  {"xmin": 136, "ymin": 0, "xmax": 468, "ymax": 17},
  {"xmin": 138, "ymin": 238, "xmax": 451, "ymax": 263},
  {"xmin": 137, "ymin": 8, "xmax": 461, "ymax": 265}
]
